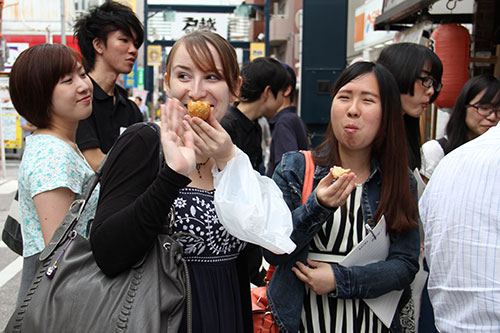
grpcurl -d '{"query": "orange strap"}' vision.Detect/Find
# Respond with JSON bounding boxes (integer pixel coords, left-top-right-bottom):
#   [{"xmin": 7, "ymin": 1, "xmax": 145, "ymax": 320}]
[
  {"xmin": 300, "ymin": 150, "xmax": 315, "ymax": 205},
  {"xmin": 266, "ymin": 151, "xmax": 315, "ymax": 281}
]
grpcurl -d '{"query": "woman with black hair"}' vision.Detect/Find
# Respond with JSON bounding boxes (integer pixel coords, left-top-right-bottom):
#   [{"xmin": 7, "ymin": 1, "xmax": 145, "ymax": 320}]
[
  {"xmin": 377, "ymin": 42, "xmax": 443, "ymax": 332},
  {"xmin": 421, "ymin": 75, "xmax": 500, "ymax": 182},
  {"xmin": 376, "ymin": 43, "xmax": 443, "ymax": 196},
  {"xmin": 265, "ymin": 62, "xmax": 420, "ymax": 332}
]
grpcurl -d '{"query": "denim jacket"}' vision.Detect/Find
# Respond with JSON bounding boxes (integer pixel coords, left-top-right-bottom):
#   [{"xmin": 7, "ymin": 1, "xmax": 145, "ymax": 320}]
[{"xmin": 264, "ymin": 151, "xmax": 420, "ymax": 332}]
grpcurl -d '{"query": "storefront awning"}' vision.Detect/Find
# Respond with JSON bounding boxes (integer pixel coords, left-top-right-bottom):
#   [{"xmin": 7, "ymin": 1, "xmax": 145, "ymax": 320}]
[{"xmin": 374, "ymin": 0, "xmax": 472, "ymax": 31}]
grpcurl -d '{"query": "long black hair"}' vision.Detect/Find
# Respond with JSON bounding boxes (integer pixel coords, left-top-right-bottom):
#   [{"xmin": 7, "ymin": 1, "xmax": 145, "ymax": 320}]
[
  {"xmin": 314, "ymin": 62, "xmax": 417, "ymax": 234},
  {"xmin": 377, "ymin": 43, "xmax": 443, "ymax": 170},
  {"xmin": 444, "ymin": 75, "xmax": 500, "ymax": 154}
]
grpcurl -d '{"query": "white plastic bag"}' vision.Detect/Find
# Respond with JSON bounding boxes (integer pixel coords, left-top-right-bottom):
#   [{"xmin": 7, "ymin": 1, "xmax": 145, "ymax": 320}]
[{"xmin": 213, "ymin": 146, "xmax": 296, "ymax": 254}]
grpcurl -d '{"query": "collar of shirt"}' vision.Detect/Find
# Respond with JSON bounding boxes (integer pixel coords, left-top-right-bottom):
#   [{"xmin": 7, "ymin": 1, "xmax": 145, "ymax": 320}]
[
  {"xmin": 89, "ymin": 76, "xmax": 128, "ymax": 108},
  {"xmin": 269, "ymin": 106, "xmax": 297, "ymax": 126},
  {"xmin": 228, "ymin": 106, "xmax": 260, "ymax": 133}
]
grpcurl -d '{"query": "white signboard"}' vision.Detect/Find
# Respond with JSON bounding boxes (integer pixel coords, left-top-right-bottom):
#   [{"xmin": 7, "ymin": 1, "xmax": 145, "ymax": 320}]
[
  {"xmin": 4, "ymin": 43, "xmax": 29, "ymax": 72},
  {"xmin": 173, "ymin": 12, "xmax": 229, "ymax": 39},
  {"xmin": 354, "ymin": 0, "xmax": 396, "ymax": 52},
  {"xmin": 150, "ymin": 12, "xmax": 229, "ymax": 41}
]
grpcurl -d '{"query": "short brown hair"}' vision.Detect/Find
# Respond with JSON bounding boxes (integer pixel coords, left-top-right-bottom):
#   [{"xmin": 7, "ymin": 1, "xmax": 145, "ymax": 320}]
[
  {"xmin": 165, "ymin": 31, "xmax": 240, "ymax": 97},
  {"xmin": 9, "ymin": 43, "xmax": 82, "ymax": 129}
]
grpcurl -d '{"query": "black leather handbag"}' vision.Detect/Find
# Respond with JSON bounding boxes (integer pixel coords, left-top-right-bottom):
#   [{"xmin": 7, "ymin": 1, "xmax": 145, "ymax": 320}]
[
  {"xmin": 5, "ymin": 122, "xmax": 192, "ymax": 333},
  {"xmin": 1, "ymin": 191, "xmax": 23, "ymax": 256}
]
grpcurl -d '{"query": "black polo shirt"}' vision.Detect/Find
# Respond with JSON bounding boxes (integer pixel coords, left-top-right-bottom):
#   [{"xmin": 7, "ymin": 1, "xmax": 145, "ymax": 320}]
[
  {"xmin": 220, "ymin": 105, "xmax": 262, "ymax": 171},
  {"xmin": 266, "ymin": 106, "xmax": 309, "ymax": 177},
  {"xmin": 76, "ymin": 77, "xmax": 143, "ymax": 154}
]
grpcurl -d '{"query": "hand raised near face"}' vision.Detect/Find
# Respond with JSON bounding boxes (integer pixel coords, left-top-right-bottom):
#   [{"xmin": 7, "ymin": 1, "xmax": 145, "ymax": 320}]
[
  {"xmin": 315, "ymin": 170, "xmax": 357, "ymax": 208},
  {"xmin": 160, "ymin": 98, "xmax": 196, "ymax": 177},
  {"xmin": 183, "ymin": 109, "xmax": 235, "ymax": 171}
]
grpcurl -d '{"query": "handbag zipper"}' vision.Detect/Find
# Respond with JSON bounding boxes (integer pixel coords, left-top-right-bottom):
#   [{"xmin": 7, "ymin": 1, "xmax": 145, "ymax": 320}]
[{"xmin": 45, "ymin": 230, "xmax": 77, "ymax": 279}]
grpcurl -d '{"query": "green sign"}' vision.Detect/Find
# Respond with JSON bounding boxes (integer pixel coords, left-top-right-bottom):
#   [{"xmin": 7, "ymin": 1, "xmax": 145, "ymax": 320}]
[{"xmin": 137, "ymin": 67, "xmax": 144, "ymax": 89}]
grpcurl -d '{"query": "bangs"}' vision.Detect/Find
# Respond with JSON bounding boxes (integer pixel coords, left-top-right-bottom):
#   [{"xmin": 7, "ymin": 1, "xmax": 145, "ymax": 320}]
[
  {"xmin": 184, "ymin": 39, "xmax": 224, "ymax": 82},
  {"xmin": 166, "ymin": 31, "xmax": 240, "ymax": 97},
  {"xmin": 55, "ymin": 47, "xmax": 82, "ymax": 78},
  {"xmin": 477, "ymin": 88, "xmax": 500, "ymax": 107}
]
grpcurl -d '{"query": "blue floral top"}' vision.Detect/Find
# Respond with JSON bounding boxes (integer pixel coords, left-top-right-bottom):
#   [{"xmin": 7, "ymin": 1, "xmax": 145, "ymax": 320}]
[{"xmin": 18, "ymin": 134, "xmax": 99, "ymax": 257}]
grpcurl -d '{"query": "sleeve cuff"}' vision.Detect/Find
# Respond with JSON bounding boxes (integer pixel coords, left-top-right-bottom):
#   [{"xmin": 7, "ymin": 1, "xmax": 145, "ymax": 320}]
[
  {"xmin": 159, "ymin": 163, "xmax": 192, "ymax": 189},
  {"xmin": 300, "ymin": 190, "xmax": 335, "ymax": 235},
  {"xmin": 329, "ymin": 264, "xmax": 351, "ymax": 298}
]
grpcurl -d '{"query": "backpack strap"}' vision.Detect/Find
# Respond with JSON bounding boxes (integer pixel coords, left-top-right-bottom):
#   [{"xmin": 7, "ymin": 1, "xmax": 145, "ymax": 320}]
[
  {"xmin": 300, "ymin": 150, "xmax": 315, "ymax": 205},
  {"xmin": 266, "ymin": 150, "xmax": 315, "ymax": 281},
  {"xmin": 41, "ymin": 122, "xmax": 162, "ymax": 261}
]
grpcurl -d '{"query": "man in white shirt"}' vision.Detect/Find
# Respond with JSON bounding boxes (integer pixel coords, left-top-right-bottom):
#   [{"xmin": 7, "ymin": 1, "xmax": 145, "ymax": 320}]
[{"xmin": 419, "ymin": 124, "xmax": 500, "ymax": 332}]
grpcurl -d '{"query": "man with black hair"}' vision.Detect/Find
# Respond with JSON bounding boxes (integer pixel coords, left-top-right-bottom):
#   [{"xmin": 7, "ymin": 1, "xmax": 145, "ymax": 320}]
[
  {"xmin": 266, "ymin": 62, "xmax": 309, "ymax": 177},
  {"xmin": 220, "ymin": 57, "xmax": 289, "ymax": 286},
  {"xmin": 74, "ymin": 1, "xmax": 144, "ymax": 171},
  {"xmin": 221, "ymin": 57, "xmax": 288, "ymax": 171}
]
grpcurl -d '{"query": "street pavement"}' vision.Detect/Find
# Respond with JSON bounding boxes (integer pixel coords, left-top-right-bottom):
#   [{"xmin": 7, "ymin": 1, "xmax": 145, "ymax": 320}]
[{"xmin": 0, "ymin": 158, "xmax": 21, "ymax": 330}]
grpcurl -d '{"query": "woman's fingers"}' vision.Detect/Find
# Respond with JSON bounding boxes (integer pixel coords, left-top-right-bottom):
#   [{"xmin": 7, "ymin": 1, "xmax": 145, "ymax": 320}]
[
  {"xmin": 316, "ymin": 173, "xmax": 357, "ymax": 208},
  {"xmin": 183, "ymin": 114, "xmax": 235, "ymax": 167},
  {"xmin": 161, "ymin": 98, "xmax": 196, "ymax": 176},
  {"xmin": 292, "ymin": 261, "xmax": 311, "ymax": 283},
  {"xmin": 293, "ymin": 260, "xmax": 337, "ymax": 295}
]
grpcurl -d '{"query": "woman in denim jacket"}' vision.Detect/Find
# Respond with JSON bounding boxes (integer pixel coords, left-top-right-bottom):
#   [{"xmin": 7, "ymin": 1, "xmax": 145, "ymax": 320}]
[{"xmin": 264, "ymin": 62, "xmax": 420, "ymax": 332}]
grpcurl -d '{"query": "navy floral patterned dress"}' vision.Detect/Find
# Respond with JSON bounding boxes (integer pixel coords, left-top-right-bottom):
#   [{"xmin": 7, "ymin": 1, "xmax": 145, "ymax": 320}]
[{"xmin": 172, "ymin": 187, "xmax": 247, "ymax": 333}]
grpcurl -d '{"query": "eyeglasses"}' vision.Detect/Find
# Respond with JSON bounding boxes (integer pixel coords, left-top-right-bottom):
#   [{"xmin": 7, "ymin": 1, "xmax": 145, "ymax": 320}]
[
  {"xmin": 416, "ymin": 76, "xmax": 442, "ymax": 92},
  {"xmin": 466, "ymin": 104, "xmax": 500, "ymax": 118}
]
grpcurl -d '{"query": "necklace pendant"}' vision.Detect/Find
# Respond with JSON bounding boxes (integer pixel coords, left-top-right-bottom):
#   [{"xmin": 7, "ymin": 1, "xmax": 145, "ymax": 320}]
[{"xmin": 195, "ymin": 158, "xmax": 209, "ymax": 179}]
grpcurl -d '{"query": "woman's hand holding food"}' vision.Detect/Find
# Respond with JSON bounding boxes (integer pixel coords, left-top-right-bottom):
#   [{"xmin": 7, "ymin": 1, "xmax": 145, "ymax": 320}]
[
  {"xmin": 161, "ymin": 98, "xmax": 196, "ymax": 177},
  {"xmin": 315, "ymin": 169, "xmax": 357, "ymax": 208},
  {"xmin": 184, "ymin": 109, "xmax": 235, "ymax": 171}
]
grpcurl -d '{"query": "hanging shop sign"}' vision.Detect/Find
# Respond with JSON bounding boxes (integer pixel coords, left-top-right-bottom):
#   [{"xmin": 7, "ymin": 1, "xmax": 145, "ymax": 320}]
[
  {"xmin": 124, "ymin": 62, "xmax": 138, "ymax": 88},
  {"xmin": 250, "ymin": 43, "xmax": 265, "ymax": 61},
  {"xmin": 116, "ymin": 0, "xmax": 136, "ymax": 12},
  {"xmin": 147, "ymin": 45, "xmax": 163, "ymax": 66},
  {"xmin": 1, "ymin": 105, "xmax": 22, "ymax": 149}
]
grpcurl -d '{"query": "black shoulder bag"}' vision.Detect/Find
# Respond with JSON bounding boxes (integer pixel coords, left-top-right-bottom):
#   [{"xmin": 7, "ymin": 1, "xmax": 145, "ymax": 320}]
[
  {"xmin": 5, "ymin": 122, "xmax": 192, "ymax": 333},
  {"xmin": 2, "ymin": 190, "xmax": 23, "ymax": 255}
]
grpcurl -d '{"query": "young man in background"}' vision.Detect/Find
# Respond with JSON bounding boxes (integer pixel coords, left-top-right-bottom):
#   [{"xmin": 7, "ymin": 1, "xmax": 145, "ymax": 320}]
[{"xmin": 74, "ymin": 1, "xmax": 144, "ymax": 171}]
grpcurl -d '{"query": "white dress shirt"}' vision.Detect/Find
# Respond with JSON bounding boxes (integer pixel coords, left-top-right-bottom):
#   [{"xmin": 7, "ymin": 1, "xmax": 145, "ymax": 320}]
[{"xmin": 419, "ymin": 125, "xmax": 500, "ymax": 332}]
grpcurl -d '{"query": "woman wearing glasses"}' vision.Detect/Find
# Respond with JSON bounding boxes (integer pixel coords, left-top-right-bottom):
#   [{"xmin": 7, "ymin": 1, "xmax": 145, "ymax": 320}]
[
  {"xmin": 377, "ymin": 42, "xmax": 443, "ymax": 332},
  {"xmin": 377, "ymin": 43, "xmax": 443, "ymax": 196},
  {"xmin": 421, "ymin": 74, "xmax": 500, "ymax": 182}
]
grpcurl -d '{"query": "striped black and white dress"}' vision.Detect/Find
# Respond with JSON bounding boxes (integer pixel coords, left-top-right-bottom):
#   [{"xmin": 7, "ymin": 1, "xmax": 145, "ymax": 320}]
[{"xmin": 300, "ymin": 185, "xmax": 389, "ymax": 333}]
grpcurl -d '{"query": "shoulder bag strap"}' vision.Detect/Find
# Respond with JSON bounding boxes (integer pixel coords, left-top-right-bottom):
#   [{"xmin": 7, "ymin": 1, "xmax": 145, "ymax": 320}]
[
  {"xmin": 300, "ymin": 150, "xmax": 315, "ymax": 205},
  {"xmin": 266, "ymin": 150, "xmax": 315, "ymax": 280},
  {"xmin": 40, "ymin": 123, "xmax": 159, "ymax": 261}
]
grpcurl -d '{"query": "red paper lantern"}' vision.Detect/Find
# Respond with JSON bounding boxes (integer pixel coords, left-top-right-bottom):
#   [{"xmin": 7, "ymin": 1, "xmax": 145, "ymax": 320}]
[{"xmin": 431, "ymin": 23, "xmax": 470, "ymax": 108}]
